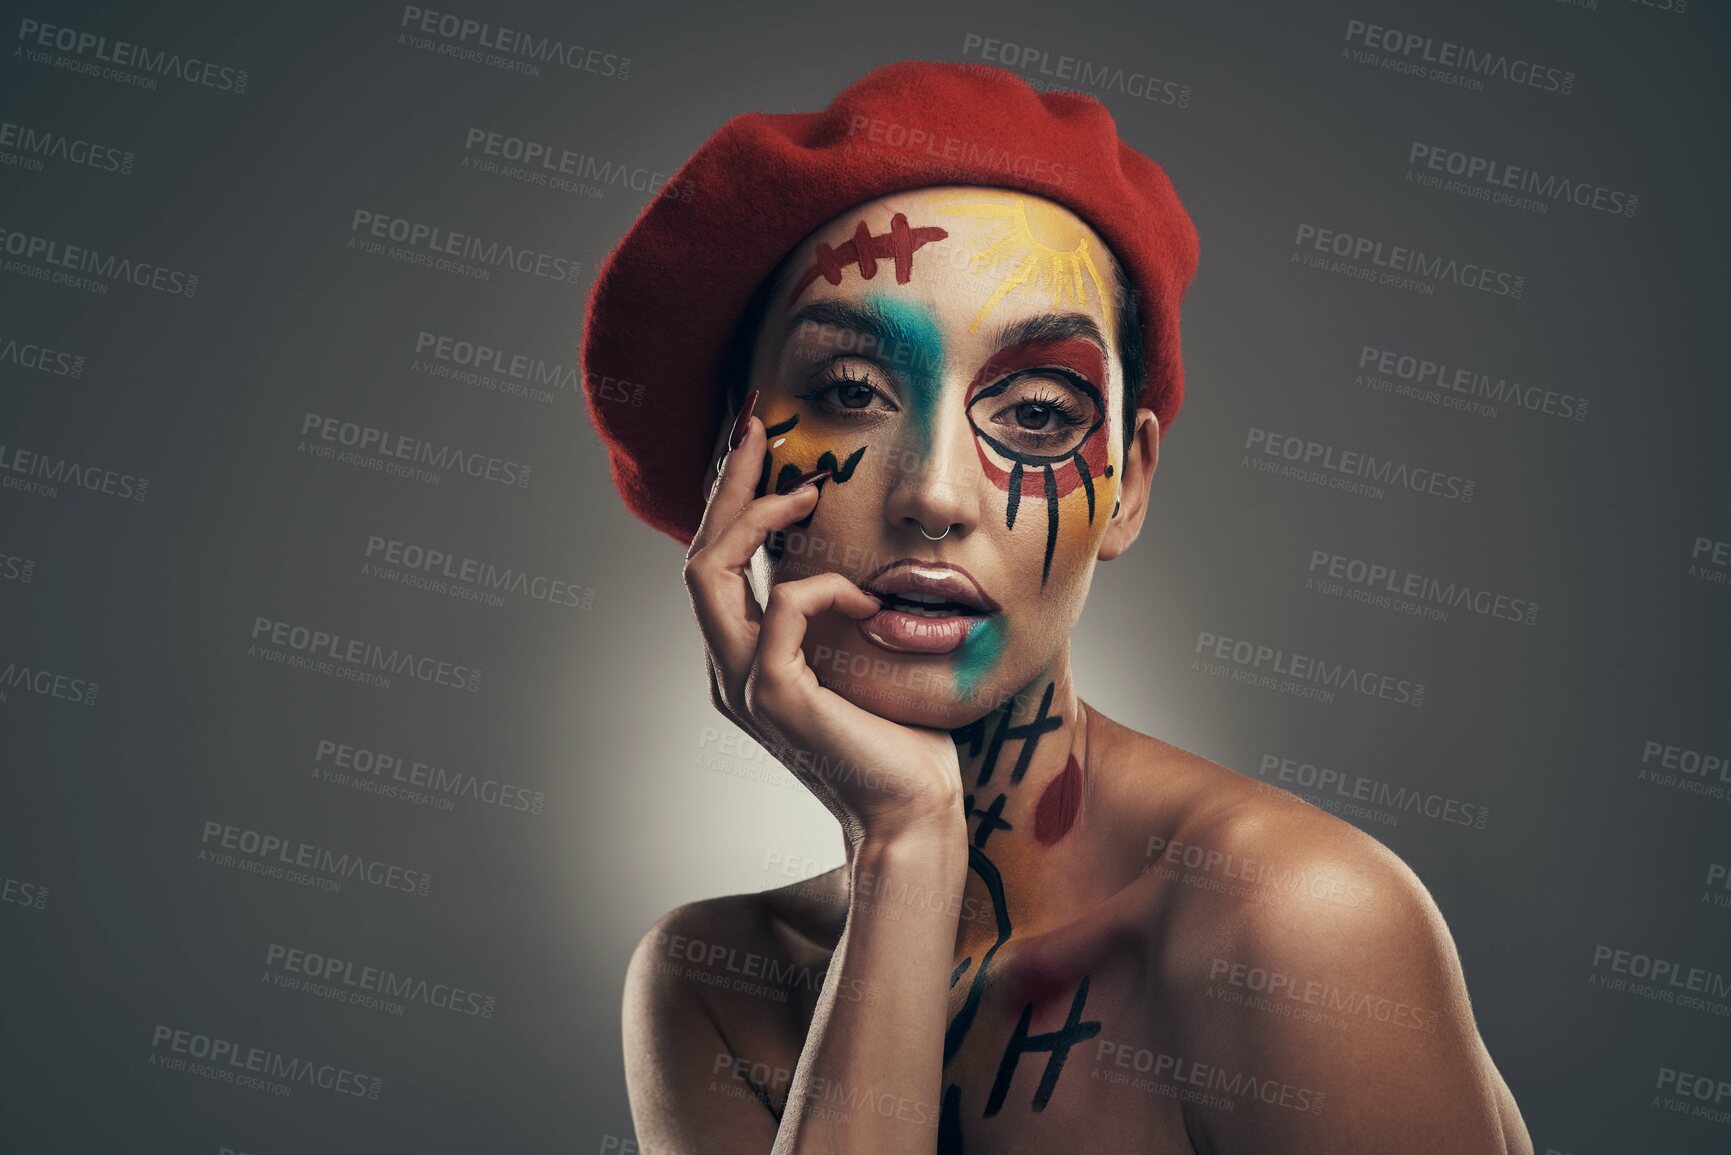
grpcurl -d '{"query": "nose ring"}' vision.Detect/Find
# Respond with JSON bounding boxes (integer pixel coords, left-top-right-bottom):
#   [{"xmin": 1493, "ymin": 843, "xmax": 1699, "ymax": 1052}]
[{"xmin": 919, "ymin": 524, "xmax": 951, "ymax": 541}]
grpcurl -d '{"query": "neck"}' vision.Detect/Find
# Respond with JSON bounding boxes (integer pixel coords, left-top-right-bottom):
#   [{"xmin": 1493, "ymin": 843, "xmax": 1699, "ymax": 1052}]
[
  {"xmin": 835, "ymin": 651, "xmax": 1092, "ymax": 937},
  {"xmin": 949, "ymin": 655, "xmax": 1088, "ymax": 853}
]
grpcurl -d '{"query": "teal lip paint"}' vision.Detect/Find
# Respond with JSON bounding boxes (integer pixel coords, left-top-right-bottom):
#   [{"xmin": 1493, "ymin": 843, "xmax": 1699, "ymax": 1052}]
[{"xmin": 954, "ymin": 615, "xmax": 1006, "ymax": 700}]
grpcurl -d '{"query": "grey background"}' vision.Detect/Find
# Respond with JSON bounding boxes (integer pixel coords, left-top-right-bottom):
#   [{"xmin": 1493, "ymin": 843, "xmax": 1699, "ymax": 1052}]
[{"xmin": 1, "ymin": 0, "xmax": 1727, "ymax": 1151}]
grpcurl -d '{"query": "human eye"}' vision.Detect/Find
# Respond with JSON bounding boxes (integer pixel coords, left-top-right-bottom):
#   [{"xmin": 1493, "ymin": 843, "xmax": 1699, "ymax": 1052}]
[
  {"xmin": 981, "ymin": 371, "xmax": 1099, "ymax": 455},
  {"xmin": 794, "ymin": 359, "xmax": 900, "ymax": 422}
]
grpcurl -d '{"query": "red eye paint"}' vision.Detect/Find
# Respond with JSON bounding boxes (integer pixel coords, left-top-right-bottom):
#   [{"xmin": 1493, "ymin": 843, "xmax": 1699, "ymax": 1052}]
[
  {"xmin": 967, "ymin": 337, "xmax": 1110, "ymax": 497},
  {"xmin": 965, "ymin": 338, "xmax": 1107, "ymax": 404},
  {"xmin": 1033, "ymin": 753, "xmax": 1083, "ymax": 845},
  {"xmin": 791, "ymin": 213, "xmax": 949, "ymax": 299}
]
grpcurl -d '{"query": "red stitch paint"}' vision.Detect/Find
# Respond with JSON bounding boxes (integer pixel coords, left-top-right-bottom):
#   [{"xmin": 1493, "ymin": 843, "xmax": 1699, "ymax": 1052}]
[{"xmin": 792, "ymin": 212, "xmax": 948, "ymax": 298}]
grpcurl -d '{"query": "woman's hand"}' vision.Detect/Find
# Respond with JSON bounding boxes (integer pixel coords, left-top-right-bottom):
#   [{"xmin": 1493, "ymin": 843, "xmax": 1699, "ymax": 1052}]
[{"xmin": 683, "ymin": 398, "xmax": 964, "ymax": 847}]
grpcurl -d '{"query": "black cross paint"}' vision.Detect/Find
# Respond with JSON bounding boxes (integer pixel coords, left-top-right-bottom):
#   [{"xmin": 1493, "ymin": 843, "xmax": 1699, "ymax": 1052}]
[
  {"xmin": 939, "ymin": 1082, "xmax": 965, "ymax": 1153},
  {"xmin": 944, "ymin": 845, "xmax": 1012, "ymax": 1066},
  {"xmin": 952, "ymin": 681, "xmax": 1059, "ymax": 789},
  {"xmin": 983, "ymin": 975, "xmax": 1102, "ymax": 1117},
  {"xmin": 966, "ymin": 792, "xmax": 1013, "ymax": 848}
]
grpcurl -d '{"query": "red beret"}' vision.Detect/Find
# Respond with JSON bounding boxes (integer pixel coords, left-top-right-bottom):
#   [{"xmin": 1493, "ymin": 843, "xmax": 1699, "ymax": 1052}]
[{"xmin": 581, "ymin": 59, "xmax": 1200, "ymax": 546}]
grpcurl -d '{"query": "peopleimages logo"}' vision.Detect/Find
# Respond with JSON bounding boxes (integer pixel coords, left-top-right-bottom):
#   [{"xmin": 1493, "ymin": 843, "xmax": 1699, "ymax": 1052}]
[
  {"xmin": 299, "ymin": 412, "xmax": 531, "ymax": 489},
  {"xmin": 842, "ymin": 113, "xmax": 1079, "ymax": 191},
  {"xmin": 0, "ymin": 443, "xmax": 148, "ymax": 501},
  {"xmin": 461, "ymin": 129, "xmax": 688, "ymax": 201},
  {"xmin": 313, "ymin": 737, "xmax": 548, "ymax": 815},
  {"xmin": 1357, "ymin": 344, "xmax": 1587, "ymax": 422},
  {"xmin": 0, "ymin": 660, "xmax": 98, "ymax": 706},
  {"xmin": 1341, "ymin": 18, "xmax": 1574, "ymax": 95},
  {"xmin": 1293, "ymin": 224, "xmax": 1524, "ymax": 298},
  {"xmin": 1194, "ymin": 630, "xmax": 1426, "ymax": 707},
  {"xmin": 2, "ymin": 875, "xmax": 49, "ymax": 910},
  {"xmin": 412, "ymin": 329, "xmax": 581, "ymax": 400},
  {"xmin": 200, "ymin": 820, "xmax": 434, "ymax": 896},
  {"xmin": 1306, "ymin": 549, "xmax": 1539, "ymax": 626},
  {"xmin": 265, "ymin": 942, "xmax": 497, "ymax": 1018},
  {"xmin": 398, "ymin": 6, "xmax": 629, "ymax": 78},
  {"xmin": 0, "ymin": 226, "xmax": 198, "ymax": 296},
  {"xmin": 1590, "ymin": 945, "xmax": 1731, "ymax": 1006},
  {"xmin": 363, "ymin": 534, "xmax": 592, "ymax": 610},
  {"xmin": 0, "ymin": 333, "xmax": 85, "ymax": 378},
  {"xmin": 1244, "ymin": 427, "xmax": 1475, "ymax": 503},
  {"xmin": 960, "ymin": 33, "xmax": 1192, "ymax": 106},
  {"xmin": 1406, "ymin": 143, "xmax": 1637, "ymax": 218},
  {"xmin": 1255, "ymin": 753, "xmax": 1490, "ymax": 830},
  {"xmin": 248, "ymin": 616, "xmax": 484, "ymax": 692},
  {"xmin": 16, "ymin": 18, "xmax": 250, "ymax": 92},
  {"xmin": 349, "ymin": 210, "xmax": 580, "ymax": 283},
  {"xmin": 148, "ymin": 1025, "xmax": 381, "ymax": 1099},
  {"xmin": 0, "ymin": 119, "xmax": 133, "ymax": 174}
]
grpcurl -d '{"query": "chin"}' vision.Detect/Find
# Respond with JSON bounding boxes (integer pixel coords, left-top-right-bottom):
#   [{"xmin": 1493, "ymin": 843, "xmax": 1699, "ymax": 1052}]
[
  {"xmin": 806, "ymin": 641, "xmax": 1016, "ymax": 730},
  {"xmin": 822, "ymin": 673, "xmax": 984, "ymax": 730}
]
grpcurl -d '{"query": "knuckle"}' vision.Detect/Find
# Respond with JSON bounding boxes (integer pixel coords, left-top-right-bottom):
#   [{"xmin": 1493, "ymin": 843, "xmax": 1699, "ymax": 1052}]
[
  {"xmin": 742, "ymin": 668, "xmax": 783, "ymax": 720},
  {"xmin": 681, "ymin": 555, "xmax": 712, "ymax": 589}
]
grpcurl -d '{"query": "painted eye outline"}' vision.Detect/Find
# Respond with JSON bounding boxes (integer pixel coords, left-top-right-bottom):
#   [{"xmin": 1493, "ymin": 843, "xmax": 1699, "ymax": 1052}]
[
  {"xmin": 793, "ymin": 357, "xmax": 903, "ymax": 423},
  {"xmin": 987, "ymin": 382, "xmax": 1089, "ymax": 451},
  {"xmin": 967, "ymin": 367, "xmax": 1105, "ymax": 465}
]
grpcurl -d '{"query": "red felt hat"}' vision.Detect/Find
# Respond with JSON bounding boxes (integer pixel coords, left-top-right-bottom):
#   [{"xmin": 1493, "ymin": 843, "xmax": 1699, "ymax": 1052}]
[{"xmin": 580, "ymin": 59, "xmax": 1200, "ymax": 546}]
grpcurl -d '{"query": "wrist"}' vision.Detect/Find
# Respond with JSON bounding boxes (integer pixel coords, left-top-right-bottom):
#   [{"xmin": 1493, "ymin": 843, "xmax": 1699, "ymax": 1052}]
[
  {"xmin": 848, "ymin": 817, "xmax": 968, "ymax": 894},
  {"xmin": 850, "ymin": 797, "xmax": 966, "ymax": 856}
]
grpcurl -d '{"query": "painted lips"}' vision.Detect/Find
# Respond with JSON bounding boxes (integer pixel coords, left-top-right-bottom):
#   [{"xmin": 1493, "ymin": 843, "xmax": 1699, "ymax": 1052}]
[{"xmin": 857, "ymin": 559, "xmax": 1001, "ymax": 655}]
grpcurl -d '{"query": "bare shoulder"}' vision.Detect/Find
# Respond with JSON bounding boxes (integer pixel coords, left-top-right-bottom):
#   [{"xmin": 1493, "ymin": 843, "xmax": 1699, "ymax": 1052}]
[
  {"xmin": 620, "ymin": 870, "xmax": 848, "ymax": 1148},
  {"xmin": 624, "ymin": 867, "xmax": 847, "ymax": 1041},
  {"xmin": 1086, "ymin": 709, "xmax": 1531, "ymax": 1153},
  {"xmin": 1084, "ymin": 709, "xmax": 1449, "ymax": 970}
]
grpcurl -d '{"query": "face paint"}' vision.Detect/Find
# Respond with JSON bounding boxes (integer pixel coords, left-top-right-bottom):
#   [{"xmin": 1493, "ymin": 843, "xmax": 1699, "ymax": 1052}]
[
  {"xmin": 937, "ymin": 195, "xmax": 1114, "ymax": 334},
  {"xmin": 952, "ymin": 614, "xmax": 1006, "ymax": 701},
  {"xmin": 791, "ymin": 212, "xmax": 949, "ymax": 300},
  {"xmin": 965, "ymin": 338, "xmax": 1115, "ymax": 584},
  {"xmin": 863, "ymin": 292, "xmax": 944, "ymax": 458},
  {"xmin": 753, "ymin": 411, "xmax": 870, "ymax": 562},
  {"xmin": 941, "ymin": 681, "xmax": 1100, "ymax": 1134}
]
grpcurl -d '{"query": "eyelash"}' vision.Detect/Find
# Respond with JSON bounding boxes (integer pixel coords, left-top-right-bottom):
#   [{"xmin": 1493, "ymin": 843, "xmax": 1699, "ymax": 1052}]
[
  {"xmin": 991, "ymin": 371, "xmax": 1093, "ymax": 449},
  {"xmin": 1010, "ymin": 386, "xmax": 1087, "ymax": 426},
  {"xmin": 793, "ymin": 366, "xmax": 1096, "ymax": 448},
  {"xmin": 796, "ymin": 366, "xmax": 897, "ymax": 420}
]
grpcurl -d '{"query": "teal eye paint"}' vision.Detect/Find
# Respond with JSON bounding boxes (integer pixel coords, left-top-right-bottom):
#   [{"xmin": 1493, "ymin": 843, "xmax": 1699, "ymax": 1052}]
[
  {"xmin": 953, "ymin": 615, "xmax": 1006, "ymax": 700},
  {"xmin": 865, "ymin": 293, "xmax": 945, "ymax": 458}
]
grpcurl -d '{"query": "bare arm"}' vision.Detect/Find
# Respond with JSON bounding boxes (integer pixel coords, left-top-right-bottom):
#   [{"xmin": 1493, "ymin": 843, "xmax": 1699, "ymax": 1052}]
[
  {"xmin": 622, "ymin": 829, "xmax": 965, "ymax": 1154},
  {"xmin": 624, "ymin": 405, "xmax": 968, "ymax": 1153},
  {"xmin": 770, "ymin": 826, "xmax": 965, "ymax": 1151}
]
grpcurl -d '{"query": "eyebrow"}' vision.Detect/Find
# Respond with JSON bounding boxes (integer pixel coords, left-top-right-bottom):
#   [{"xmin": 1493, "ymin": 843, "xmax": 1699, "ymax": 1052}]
[
  {"xmin": 782, "ymin": 302, "xmax": 1109, "ymax": 372},
  {"xmin": 989, "ymin": 312, "xmax": 1110, "ymax": 357},
  {"xmin": 783, "ymin": 299, "xmax": 920, "ymax": 352}
]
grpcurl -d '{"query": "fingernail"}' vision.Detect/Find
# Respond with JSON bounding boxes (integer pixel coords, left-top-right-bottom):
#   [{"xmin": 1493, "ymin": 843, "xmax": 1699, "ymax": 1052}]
[
  {"xmin": 728, "ymin": 389, "xmax": 760, "ymax": 452},
  {"xmin": 776, "ymin": 467, "xmax": 830, "ymax": 495}
]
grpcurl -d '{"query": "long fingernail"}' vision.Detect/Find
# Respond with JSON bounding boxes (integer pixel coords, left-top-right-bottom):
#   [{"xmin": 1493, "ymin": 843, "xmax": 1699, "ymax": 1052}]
[
  {"xmin": 776, "ymin": 467, "xmax": 830, "ymax": 495},
  {"xmin": 728, "ymin": 389, "xmax": 760, "ymax": 452}
]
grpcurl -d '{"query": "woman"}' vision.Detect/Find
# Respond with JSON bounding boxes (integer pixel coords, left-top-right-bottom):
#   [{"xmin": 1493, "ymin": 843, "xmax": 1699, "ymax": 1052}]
[{"xmin": 584, "ymin": 61, "xmax": 1531, "ymax": 1154}]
